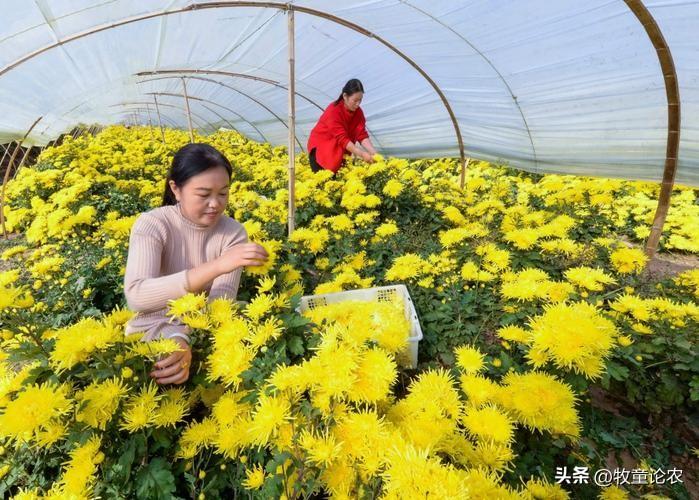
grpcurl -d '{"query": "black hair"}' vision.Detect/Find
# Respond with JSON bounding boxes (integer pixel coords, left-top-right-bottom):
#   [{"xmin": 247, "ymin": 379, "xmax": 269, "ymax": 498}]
[
  {"xmin": 162, "ymin": 143, "xmax": 233, "ymax": 206},
  {"xmin": 334, "ymin": 78, "xmax": 364, "ymax": 105}
]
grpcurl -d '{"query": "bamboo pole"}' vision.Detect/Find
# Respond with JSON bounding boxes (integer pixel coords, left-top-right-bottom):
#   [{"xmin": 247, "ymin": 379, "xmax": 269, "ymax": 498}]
[
  {"xmin": 181, "ymin": 77, "xmax": 195, "ymax": 143},
  {"xmin": 15, "ymin": 146, "xmax": 33, "ymax": 176},
  {"xmin": 1, "ymin": 117, "xmax": 42, "ymax": 238},
  {"xmin": 153, "ymin": 95, "xmax": 167, "ymax": 145},
  {"xmin": 145, "ymin": 104, "xmax": 156, "ymax": 141},
  {"xmin": 287, "ymin": 8, "xmax": 296, "ymax": 235},
  {"xmin": 623, "ymin": 0, "xmax": 681, "ymax": 259},
  {"xmin": 460, "ymin": 157, "xmax": 470, "ymax": 189}
]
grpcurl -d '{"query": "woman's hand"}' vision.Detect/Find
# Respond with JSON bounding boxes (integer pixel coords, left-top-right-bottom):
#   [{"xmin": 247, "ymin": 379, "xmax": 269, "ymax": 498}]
[
  {"xmin": 216, "ymin": 243, "xmax": 269, "ymax": 274},
  {"xmin": 150, "ymin": 337, "xmax": 192, "ymax": 385},
  {"xmin": 359, "ymin": 150, "xmax": 375, "ymax": 163}
]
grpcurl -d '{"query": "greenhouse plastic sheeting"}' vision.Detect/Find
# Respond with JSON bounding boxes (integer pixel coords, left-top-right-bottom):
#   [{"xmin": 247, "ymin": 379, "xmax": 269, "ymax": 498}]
[{"xmin": 0, "ymin": 1, "xmax": 697, "ymax": 186}]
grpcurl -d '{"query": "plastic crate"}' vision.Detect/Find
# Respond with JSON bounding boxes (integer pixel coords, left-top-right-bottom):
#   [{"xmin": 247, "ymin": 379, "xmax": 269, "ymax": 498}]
[{"xmin": 299, "ymin": 284, "xmax": 423, "ymax": 368}]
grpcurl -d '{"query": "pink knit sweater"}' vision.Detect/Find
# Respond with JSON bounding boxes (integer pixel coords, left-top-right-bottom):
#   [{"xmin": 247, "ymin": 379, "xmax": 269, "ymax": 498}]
[{"xmin": 123, "ymin": 203, "xmax": 247, "ymax": 342}]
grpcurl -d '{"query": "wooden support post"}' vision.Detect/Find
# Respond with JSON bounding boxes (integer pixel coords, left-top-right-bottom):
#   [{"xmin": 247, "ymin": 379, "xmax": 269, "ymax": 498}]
[
  {"xmin": 460, "ymin": 157, "xmax": 470, "ymax": 189},
  {"xmin": 14, "ymin": 146, "xmax": 33, "ymax": 177},
  {"xmin": 287, "ymin": 7, "xmax": 296, "ymax": 235},
  {"xmin": 145, "ymin": 104, "xmax": 156, "ymax": 141},
  {"xmin": 153, "ymin": 95, "xmax": 167, "ymax": 145},
  {"xmin": 182, "ymin": 77, "xmax": 195, "ymax": 143},
  {"xmin": 1, "ymin": 117, "xmax": 42, "ymax": 238},
  {"xmin": 623, "ymin": 1, "xmax": 681, "ymax": 260}
]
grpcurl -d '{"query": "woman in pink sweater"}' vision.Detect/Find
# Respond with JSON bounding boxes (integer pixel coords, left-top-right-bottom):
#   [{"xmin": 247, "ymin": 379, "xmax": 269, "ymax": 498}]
[{"xmin": 123, "ymin": 143, "xmax": 268, "ymax": 385}]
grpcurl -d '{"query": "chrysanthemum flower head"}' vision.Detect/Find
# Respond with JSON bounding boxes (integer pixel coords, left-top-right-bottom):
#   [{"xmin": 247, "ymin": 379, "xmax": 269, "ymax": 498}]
[
  {"xmin": 246, "ymin": 239, "xmax": 281, "ymax": 275},
  {"xmin": 454, "ymin": 344, "xmax": 486, "ymax": 374},
  {"xmin": 498, "ymin": 371, "xmax": 580, "ymax": 438},
  {"xmin": 242, "ymin": 464, "xmax": 266, "ymax": 490},
  {"xmin": 0, "ymin": 382, "xmax": 72, "ymax": 444},
  {"xmin": 527, "ymin": 301, "xmax": 617, "ymax": 379},
  {"xmin": 609, "ymin": 247, "xmax": 648, "ymax": 274}
]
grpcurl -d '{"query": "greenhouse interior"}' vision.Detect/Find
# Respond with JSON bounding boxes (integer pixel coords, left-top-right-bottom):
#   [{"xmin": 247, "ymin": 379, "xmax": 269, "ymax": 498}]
[{"xmin": 0, "ymin": 1, "xmax": 697, "ymax": 499}]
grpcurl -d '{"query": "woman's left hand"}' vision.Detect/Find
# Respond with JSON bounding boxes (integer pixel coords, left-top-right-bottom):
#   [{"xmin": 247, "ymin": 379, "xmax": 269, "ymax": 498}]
[{"xmin": 150, "ymin": 337, "xmax": 192, "ymax": 385}]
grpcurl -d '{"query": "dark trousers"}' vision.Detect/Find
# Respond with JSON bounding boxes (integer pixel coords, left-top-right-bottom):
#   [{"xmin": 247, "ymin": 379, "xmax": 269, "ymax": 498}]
[{"xmin": 309, "ymin": 148, "xmax": 323, "ymax": 173}]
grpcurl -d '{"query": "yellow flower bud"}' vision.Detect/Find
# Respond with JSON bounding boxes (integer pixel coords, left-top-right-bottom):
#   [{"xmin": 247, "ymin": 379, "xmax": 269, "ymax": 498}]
[{"xmin": 618, "ymin": 335, "xmax": 634, "ymax": 347}]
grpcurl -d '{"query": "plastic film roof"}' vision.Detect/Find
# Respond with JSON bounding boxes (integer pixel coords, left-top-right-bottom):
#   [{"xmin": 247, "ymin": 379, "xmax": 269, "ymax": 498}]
[{"xmin": 0, "ymin": 1, "xmax": 697, "ymax": 185}]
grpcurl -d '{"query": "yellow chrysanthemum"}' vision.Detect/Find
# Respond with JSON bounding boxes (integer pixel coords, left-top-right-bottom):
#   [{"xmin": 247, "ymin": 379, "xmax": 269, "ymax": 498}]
[
  {"xmin": 167, "ymin": 292, "xmax": 207, "ymax": 318},
  {"xmin": 120, "ymin": 384, "xmax": 161, "ymax": 433},
  {"xmin": 460, "ymin": 373, "xmax": 500, "ymax": 408},
  {"xmin": 75, "ymin": 377, "xmax": 128, "ymax": 430},
  {"xmin": 299, "ymin": 430, "xmax": 343, "ymax": 466},
  {"xmin": 498, "ymin": 371, "xmax": 580, "ymax": 438},
  {"xmin": 242, "ymin": 464, "xmax": 266, "ymax": 490},
  {"xmin": 246, "ymin": 239, "xmax": 282, "ymax": 275},
  {"xmin": 564, "ymin": 266, "xmax": 616, "ymax": 291},
  {"xmin": 462, "ymin": 404, "xmax": 515, "ymax": 443},
  {"xmin": 50, "ymin": 317, "xmax": 121, "ymax": 371},
  {"xmin": 348, "ymin": 347, "xmax": 397, "ymax": 403},
  {"xmin": 609, "ymin": 247, "xmax": 648, "ymax": 274},
  {"xmin": 52, "ymin": 436, "xmax": 102, "ymax": 498},
  {"xmin": 247, "ymin": 393, "xmax": 292, "ymax": 447},
  {"xmin": 154, "ymin": 388, "xmax": 190, "ymax": 427},
  {"xmin": 527, "ymin": 301, "xmax": 617, "ymax": 379},
  {"xmin": 454, "ymin": 344, "xmax": 486, "ymax": 374},
  {"xmin": 0, "ymin": 382, "xmax": 72, "ymax": 443}
]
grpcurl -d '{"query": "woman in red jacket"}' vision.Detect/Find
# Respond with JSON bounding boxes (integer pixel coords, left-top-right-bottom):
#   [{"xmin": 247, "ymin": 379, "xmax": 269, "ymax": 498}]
[{"xmin": 307, "ymin": 79, "xmax": 378, "ymax": 174}]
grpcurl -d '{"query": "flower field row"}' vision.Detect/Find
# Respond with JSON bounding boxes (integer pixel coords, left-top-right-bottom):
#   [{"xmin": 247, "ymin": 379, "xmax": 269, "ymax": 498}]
[{"xmin": 0, "ymin": 126, "xmax": 697, "ymax": 498}]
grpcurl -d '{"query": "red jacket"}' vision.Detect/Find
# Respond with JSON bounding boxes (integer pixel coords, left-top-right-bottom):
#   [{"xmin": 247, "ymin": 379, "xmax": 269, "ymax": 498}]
[{"xmin": 307, "ymin": 101, "xmax": 369, "ymax": 173}]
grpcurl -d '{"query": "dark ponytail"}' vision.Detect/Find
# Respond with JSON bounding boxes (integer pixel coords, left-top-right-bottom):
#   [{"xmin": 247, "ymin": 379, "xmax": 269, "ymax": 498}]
[
  {"xmin": 162, "ymin": 143, "xmax": 233, "ymax": 206},
  {"xmin": 334, "ymin": 78, "xmax": 364, "ymax": 105}
]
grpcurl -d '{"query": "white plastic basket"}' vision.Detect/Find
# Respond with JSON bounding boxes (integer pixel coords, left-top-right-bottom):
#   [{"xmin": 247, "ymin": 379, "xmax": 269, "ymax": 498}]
[{"xmin": 299, "ymin": 284, "xmax": 423, "ymax": 368}]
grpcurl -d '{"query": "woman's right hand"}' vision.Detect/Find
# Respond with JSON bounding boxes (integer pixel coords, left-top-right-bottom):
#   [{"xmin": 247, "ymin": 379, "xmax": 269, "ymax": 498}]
[{"xmin": 216, "ymin": 243, "xmax": 269, "ymax": 274}]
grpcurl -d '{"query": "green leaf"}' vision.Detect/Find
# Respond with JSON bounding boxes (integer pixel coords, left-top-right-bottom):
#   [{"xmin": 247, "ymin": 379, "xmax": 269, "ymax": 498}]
[
  {"xmin": 135, "ymin": 457, "xmax": 176, "ymax": 500},
  {"xmin": 674, "ymin": 339, "xmax": 693, "ymax": 350},
  {"xmin": 288, "ymin": 336, "xmax": 305, "ymax": 356},
  {"xmin": 607, "ymin": 362, "xmax": 629, "ymax": 382},
  {"xmin": 283, "ymin": 314, "xmax": 310, "ymax": 329},
  {"xmin": 117, "ymin": 438, "xmax": 136, "ymax": 484}
]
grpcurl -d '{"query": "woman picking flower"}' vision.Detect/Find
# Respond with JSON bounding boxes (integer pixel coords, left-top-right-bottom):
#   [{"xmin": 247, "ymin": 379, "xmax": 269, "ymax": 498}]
[
  {"xmin": 123, "ymin": 143, "xmax": 268, "ymax": 384},
  {"xmin": 307, "ymin": 78, "xmax": 378, "ymax": 174}
]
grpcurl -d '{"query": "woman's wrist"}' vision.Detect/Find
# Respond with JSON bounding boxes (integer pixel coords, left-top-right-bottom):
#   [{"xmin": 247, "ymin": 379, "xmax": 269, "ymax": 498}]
[
  {"xmin": 213, "ymin": 255, "xmax": 240, "ymax": 276},
  {"xmin": 211, "ymin": 255, "xmax": 226, "ymax": 276},
  {"xmin": 166, "ymin": 332, "xmax": 190, "ymax": 346}
]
